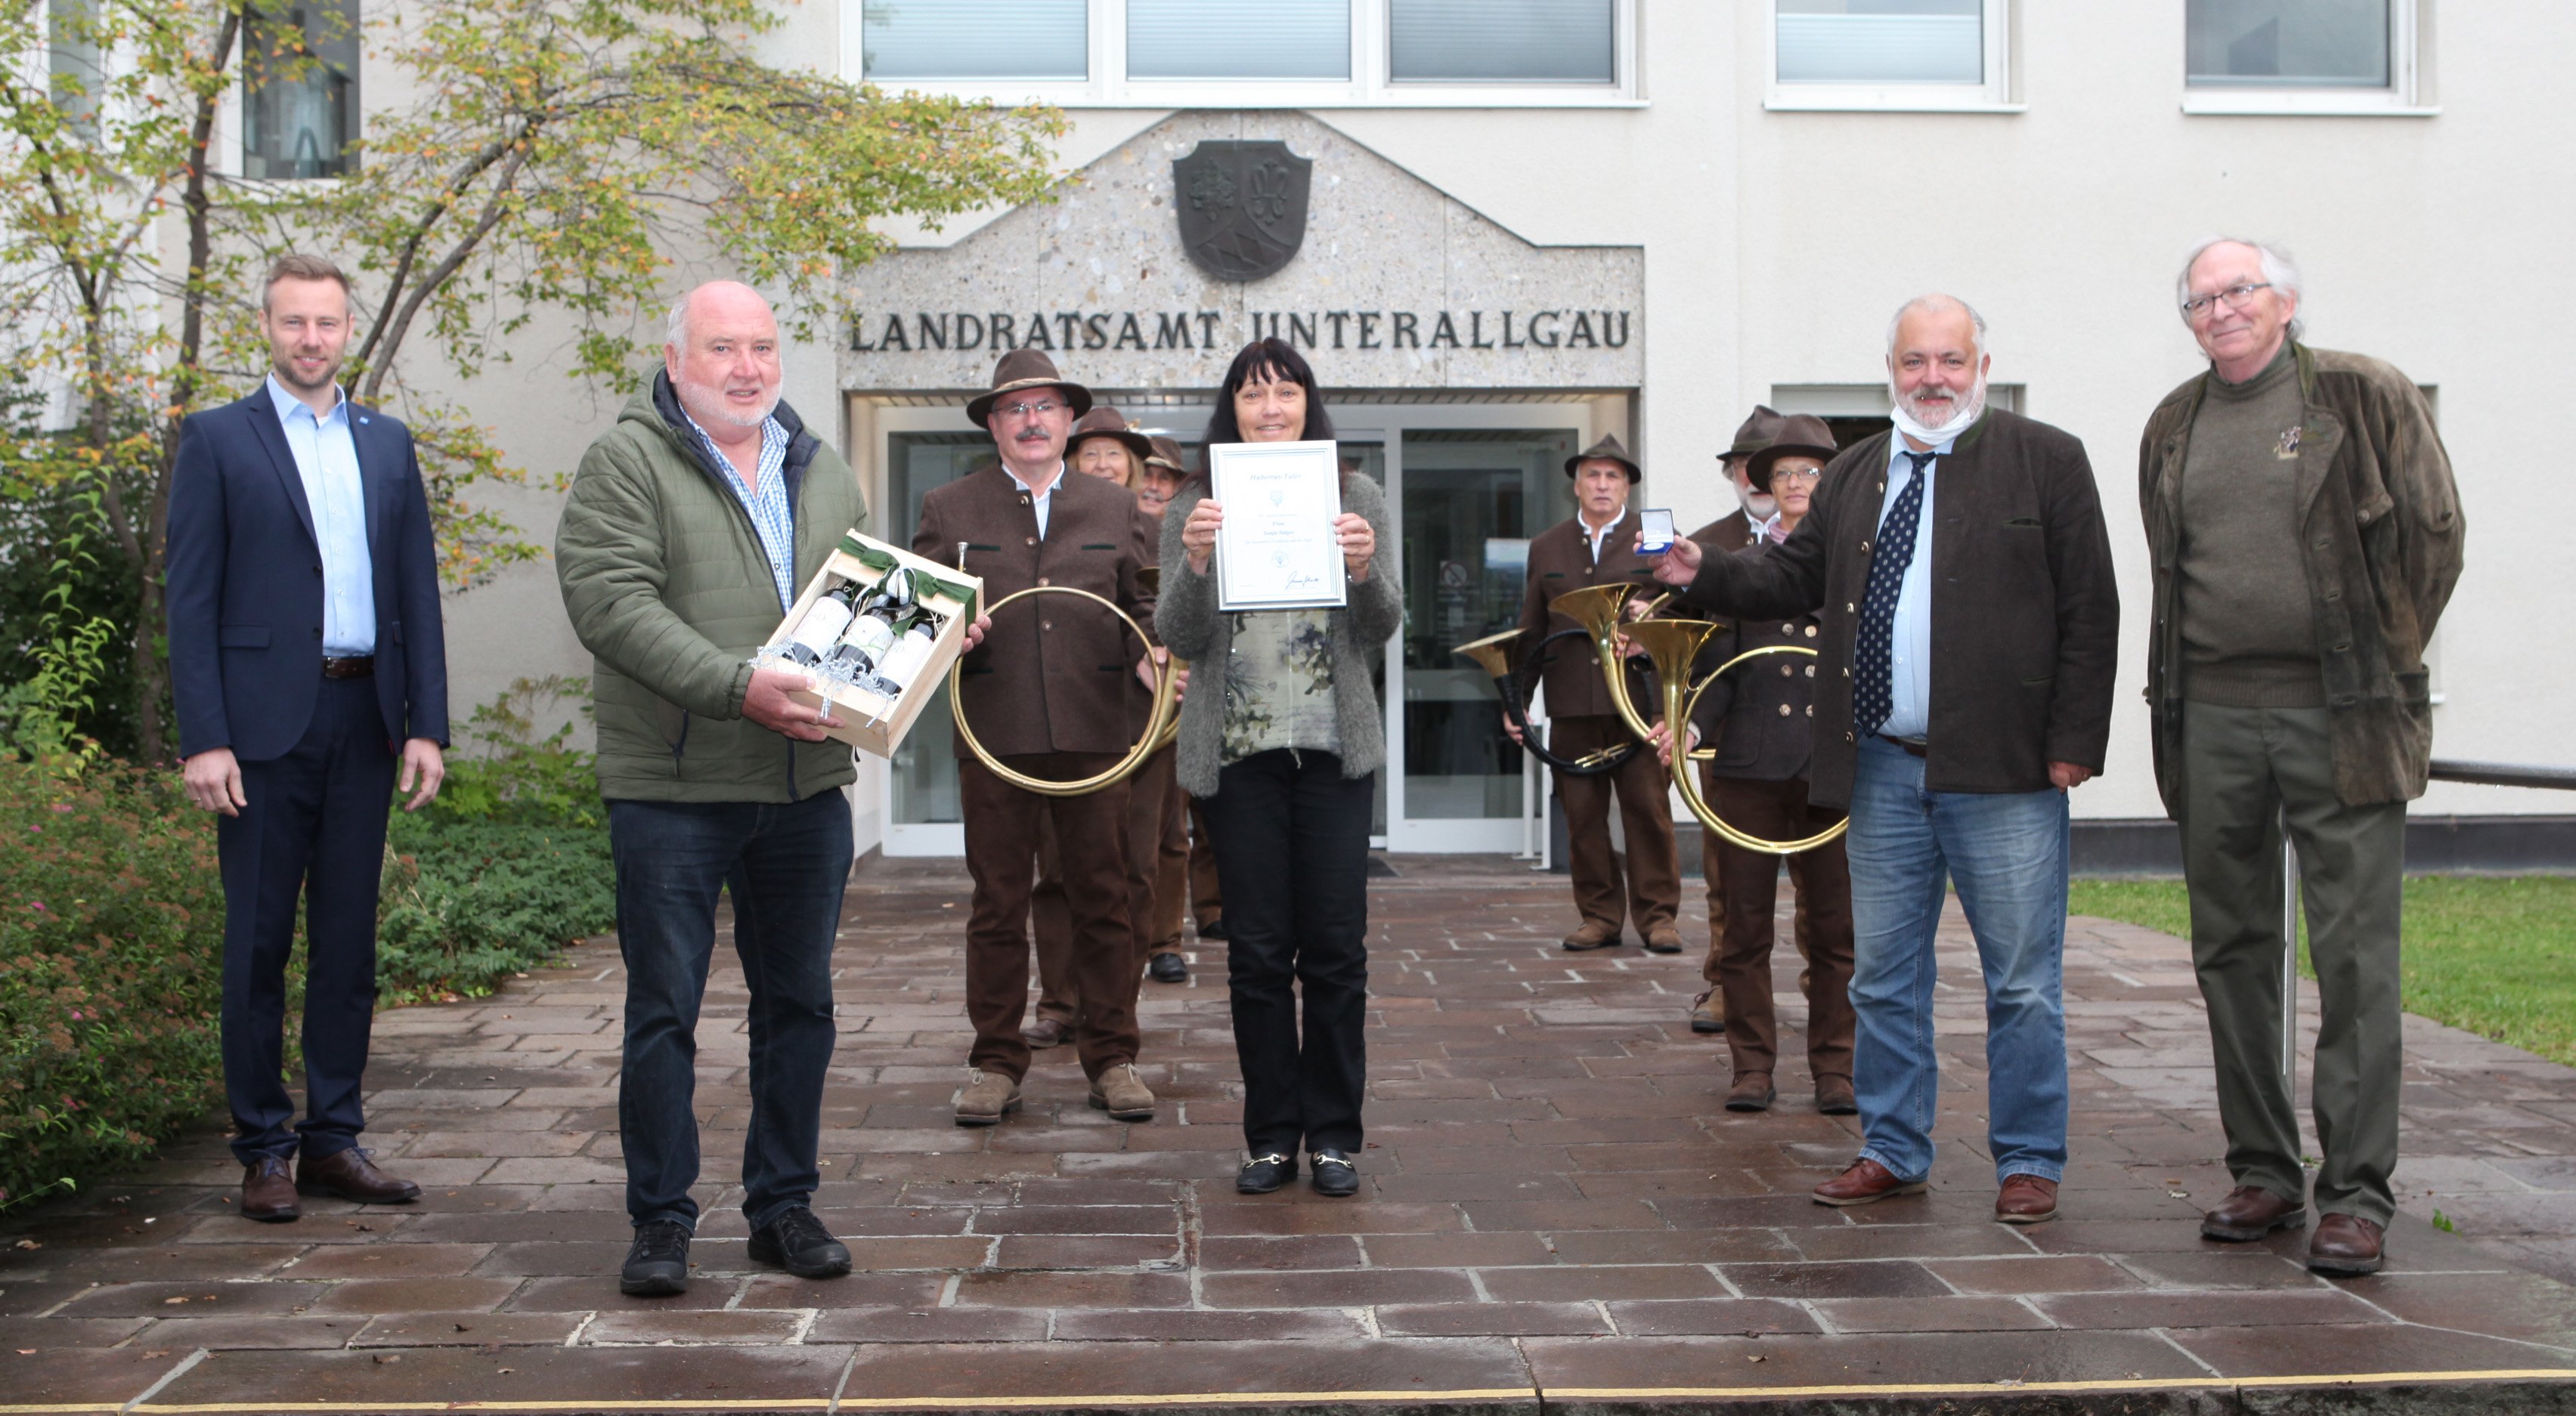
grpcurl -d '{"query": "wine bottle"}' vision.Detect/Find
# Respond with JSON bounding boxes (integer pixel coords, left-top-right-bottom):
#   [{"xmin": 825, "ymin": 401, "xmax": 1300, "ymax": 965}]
[
  {"xmin": 869, "ymin": 612, "xmax": 943, "ymax": 696},
  {"xmin": 781, "ymin": 579, "xmax": 862, "ymax": 666},
  {"xmin": 826, "ymin": 586, "xmax": 908, "ymax": 678}
]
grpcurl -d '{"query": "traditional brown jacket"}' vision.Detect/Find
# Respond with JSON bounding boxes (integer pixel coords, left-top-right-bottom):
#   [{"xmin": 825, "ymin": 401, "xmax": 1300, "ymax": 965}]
[
  {"xmin": 2138, "ymin": 342, "xmax": 2463, "ymax": 809},
  {"xmin": 1516, "ymin": 508, "xmax": 1659, "ymax": 720},
  {"xmin": 1677, "ymin": 409, "xmax": 2121, "ymax": 807},
  {"xmin": 914, "ymin": 463, "xmax": 1152, "ymax": 759},
  {"xmin": 1688, "ymin": 541, "xmax": 1824, "ymax": 783}
]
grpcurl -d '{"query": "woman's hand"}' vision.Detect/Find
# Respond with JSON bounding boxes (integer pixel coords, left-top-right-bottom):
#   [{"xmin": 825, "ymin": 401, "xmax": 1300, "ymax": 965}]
[
  {"xmin": 1333, "ymin": 512, "xmax": 1375, "ymax": 583},
  {"xmin": 1645, "ymin": 719, "xmax": 1700, "ymax": 769},
  {"xmin": 1183, "ymin": 498, "xmax": 1223, "ymax": 575}
]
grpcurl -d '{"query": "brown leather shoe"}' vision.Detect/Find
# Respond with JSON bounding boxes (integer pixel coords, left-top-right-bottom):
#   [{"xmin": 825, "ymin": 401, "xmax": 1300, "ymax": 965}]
[
  {"xmin": 1562, "ymin": 920, "xmax": 1620, "ymax": 952},
  {"xmin": 1815, "ymin": 1074, "xmax": 1858, "ymax": 1115},
  {"xmin": 2307, "ymin": 1213, "xmax": 2386, "ymax": 1275},
  {"xmin": 1643, "ymin": 927, "xmax": 1685, "ymax": 955},
  {"xmin": 1813, "ymin": 1158, "xmax": 1926, "ymax": 1207},
  {"xmin": 240, "ymin": 1156, "xmax": 299, "ymax": 1223},
  {"xmin": 1023, "ymin": 1016, "xmax": 1070, "ymax": 1049},
  {"xmin": 1689, "ymin": 989, "xmax": 1723, "ymax": 1034},
  {"xmin": 1724, "ymin": 1071, "xmax": 1776, "ymax": 1112},
  {"xmin": 2202, "ymin": 1185, "xmax": 2308, "ymax": 1242},
  {"xmin": 1995, "ymin": 1173, "xmax": 2059, "ymax": 1225},
  {"xmin": 296, "ymin": 1147, "xmax": 421, "ymax": 1204}
]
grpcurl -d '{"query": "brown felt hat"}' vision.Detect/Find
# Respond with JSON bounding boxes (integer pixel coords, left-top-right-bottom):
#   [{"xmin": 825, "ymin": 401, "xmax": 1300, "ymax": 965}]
[
  {"xmin": 966, "ymin": 348, "xmax": 1093, "ymax": 426},
  {"xmin": 1562, "ymin": 433, "xmax": 1641, "ymax": 483},
  {"xmin": 1144, "ymin": 435, "xmax": 1187, "ymax": 477},
  {"xmin": 1067, "ymin": 404, "xmax": 1154, "ymax": 464},
  {"xmin": 1724, "ymin": 405, "xmax": 1787, "ymax": 465},
  {"xmin": 1746, "ymin": 414, "xmax": 1840, "ymax": 492}
]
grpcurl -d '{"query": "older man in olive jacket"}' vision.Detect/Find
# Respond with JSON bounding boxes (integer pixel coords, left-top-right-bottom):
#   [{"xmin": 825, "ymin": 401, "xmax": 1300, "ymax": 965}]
[
  {"xmin": 559, "ymin": 282, "xmax": 983, "ymax": 1299},
  {"xmin": 2141, "ymin": 239, "xmax": 2463, "ymax": 1276}
]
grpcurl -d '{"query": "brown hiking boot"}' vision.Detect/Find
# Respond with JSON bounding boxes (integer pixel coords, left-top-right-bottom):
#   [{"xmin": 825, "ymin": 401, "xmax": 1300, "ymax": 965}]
[
  {"xmin": 953, "ymin": 1069, "xmax": 1022, "ymax": 1127},
  {"xmin": 1689, "ymin": 989, "xmax": 1723, "ymax": 1034},
  {"xmin": 1023, "ymin": 1016, "xmax": 1070, "ymax": 1049},
  {"xmin": 1815, "ymin": 1074, "xmax": 1858, "ymax": 1115},
  {"xmin": 1562, "ymin": 920, "xmax": 1620, "ymax": 952},
  {"xmin": 1643, "ymin": 926, "xmax": 1685, "ymax": 955},
  {"xmin": 1088, "ymin": 1063, "xmax": 1156, "ymax": 1122},
  {"xmin": 1725, "ymin": 1071, "xmax": 1776, "ymax": 1112}
]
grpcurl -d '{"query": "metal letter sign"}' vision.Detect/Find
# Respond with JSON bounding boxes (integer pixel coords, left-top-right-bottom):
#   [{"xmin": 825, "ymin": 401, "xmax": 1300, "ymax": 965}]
[{"xmin": 1173, "ymin": 140, "xmax": 1312, "ymax": 283}]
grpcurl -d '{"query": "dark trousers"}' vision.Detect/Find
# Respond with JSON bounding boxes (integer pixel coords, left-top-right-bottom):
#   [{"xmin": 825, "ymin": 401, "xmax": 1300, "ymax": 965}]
[
  {"xmin": 2181, "ymin": 701, "xmax": 2407, "ymax": 1226},
  {"xmin": 959, "ymin": 754, "xmax": 1138, "ymax": 1082},
  {"xmin": 1149, "ymin": 774, "xmax": 1191, "ymax": 953},
  {"xmin": 608, "ymin": 793, "xmax": 850, "ymax": 1232},
  {"xmin": 1551, "ymin": 714, "xmax": 1681, "ymax": 936},
  {"xmin": 1187, "ymin": 796, "xmax": 1224, "ymax": 929},
  {"xmin": 1709, "ymin": 774, "xmax": 1855, "ymax": 1083},
  {"xmin": 1033, "ymin": 743, "xmax": 1176, "ymax": 1022},
  {"xmin": 1701, "ymin": 763, "xmax": 1812, "ymax": 991},
  {"xmin": 1200, "ymin": 750, "xmax": 1373, "ymax": 1158},
  {"xmin": 218, "ymin": 676, "xmax": 395, "ymax": 1166}
]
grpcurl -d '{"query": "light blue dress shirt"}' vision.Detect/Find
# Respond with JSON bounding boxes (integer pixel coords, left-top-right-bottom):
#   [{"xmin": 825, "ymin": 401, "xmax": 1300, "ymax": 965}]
[
  {"xmin": 1873, "ymin": 430, "xmax": 1954, "ymax": 740},
  {"xmin": 266, "ymin": 375, "xmax": 374, "ymax": 656},
  {"xmin": 679, "ymin": 408, "xmax": 796, "ymax": 611}
]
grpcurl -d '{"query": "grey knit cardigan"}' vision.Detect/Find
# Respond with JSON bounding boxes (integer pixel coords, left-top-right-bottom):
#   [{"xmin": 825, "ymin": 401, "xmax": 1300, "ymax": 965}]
[{"xmin": 1153, "ymin": 472, "xmax": 1405, "ymax": 799}]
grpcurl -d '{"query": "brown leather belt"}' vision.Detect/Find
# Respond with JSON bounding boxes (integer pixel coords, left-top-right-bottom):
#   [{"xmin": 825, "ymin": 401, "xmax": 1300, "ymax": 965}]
[
  {"xmin": 1878, "ymin": 734, "xmax": 1927, "ymax": 759},
  {"xmin": 322, "ymin": 655, "xmax": 376, "ymax": 679}
]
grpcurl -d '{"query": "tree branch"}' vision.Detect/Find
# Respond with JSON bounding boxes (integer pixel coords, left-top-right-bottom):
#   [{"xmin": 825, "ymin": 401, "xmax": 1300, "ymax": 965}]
[{"xmin": 358, "ymin": 139, "xmax": 531, "ymax": 405}]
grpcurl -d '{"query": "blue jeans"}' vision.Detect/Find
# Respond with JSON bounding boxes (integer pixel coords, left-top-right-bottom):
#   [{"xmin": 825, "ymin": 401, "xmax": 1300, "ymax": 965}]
[
  {"xmin": 609, "ymin": 793, "xmax": 851, "ymax": 1232},
  {"xmin": 1846, "ymin": 735, "xmax": 2070, "ymax": 1186}
]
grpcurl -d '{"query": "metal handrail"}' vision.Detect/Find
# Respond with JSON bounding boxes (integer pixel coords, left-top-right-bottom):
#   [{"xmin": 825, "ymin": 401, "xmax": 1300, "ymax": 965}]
[{"xmin": 2429, "ymin": 760, "xmax": 2576, "ymax": 791}]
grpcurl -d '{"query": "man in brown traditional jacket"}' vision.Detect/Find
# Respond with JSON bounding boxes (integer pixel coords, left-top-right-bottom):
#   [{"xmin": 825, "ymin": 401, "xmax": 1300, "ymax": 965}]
[
  {"xmin": 1515, "ymin": 434, "xmax": 1682, "ymax": 954},
  {"xmin": 2141, "ymin": 238, "xmax": 2463, "ymax": 1275},
  {"xmin": 915, "ymin": 351, "xmax": 1158, "ymax": 1127}
]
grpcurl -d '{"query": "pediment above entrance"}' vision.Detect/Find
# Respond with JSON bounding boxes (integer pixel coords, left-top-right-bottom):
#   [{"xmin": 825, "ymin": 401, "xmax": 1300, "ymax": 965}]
[{"xmin": 840, "ymin": 111, "xmax": 1639, "ymax": 395}]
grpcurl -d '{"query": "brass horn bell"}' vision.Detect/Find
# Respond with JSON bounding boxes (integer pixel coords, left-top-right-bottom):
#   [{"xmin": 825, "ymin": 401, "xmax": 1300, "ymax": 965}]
[
  {"xmin": 1619, "ymin": 619, "xmax": 1850, "ymax": 857},
  {"xmin": 946, "ymin": 552, "xmax": 1181, "ymax": 796},
  {"xmin": 1451, "ymin": 627, "xmax": 1636, "ymax": 777}
]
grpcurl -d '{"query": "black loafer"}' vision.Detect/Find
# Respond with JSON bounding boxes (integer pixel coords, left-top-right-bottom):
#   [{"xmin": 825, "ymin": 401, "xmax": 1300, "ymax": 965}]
[
  {"xmin": 1310, "ymin": 1149, "xmax": 1359, "ymax": 1198},
  {"xmin": 1148, "ymin": 951, "xmax": 1188, "ymax": 984},
  {"xmin": 747, "ymin": 1204, "xmax": 851, "ymax": 1279},
  {"xmin": 1199, "ymin": 918, "xmax": 1228, "ymax": 941},
  {"xmin": 1237, "ymin": 1152, "xmax": 1296, "ymax": 1194},
  {"xmin": 620, "ymin": 1219, "xmax": 692, "ymax": 1297}
]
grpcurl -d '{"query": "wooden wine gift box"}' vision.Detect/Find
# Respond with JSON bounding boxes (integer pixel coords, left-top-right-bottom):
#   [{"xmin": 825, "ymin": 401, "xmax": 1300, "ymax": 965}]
[{"xmin": 762, "ymin": 530, "xmax": 983, "ymax": 759}]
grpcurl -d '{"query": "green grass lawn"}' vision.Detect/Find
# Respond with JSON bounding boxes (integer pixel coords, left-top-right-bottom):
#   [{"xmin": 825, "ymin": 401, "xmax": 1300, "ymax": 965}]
[{"xmin": 2070, "ymin": 876, "xmax": 2576, "ymax": 1066}]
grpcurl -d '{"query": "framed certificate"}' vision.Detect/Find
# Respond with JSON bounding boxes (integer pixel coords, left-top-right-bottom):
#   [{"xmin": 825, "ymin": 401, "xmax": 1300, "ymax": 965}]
[{"xmin": 1208, "ymin": 439, "xmax": 1348, "ymax": 613}]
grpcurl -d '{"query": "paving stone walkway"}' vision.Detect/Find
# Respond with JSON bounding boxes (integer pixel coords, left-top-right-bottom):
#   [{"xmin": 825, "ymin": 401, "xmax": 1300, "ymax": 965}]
[{"xmin": 8, "ymin": 855, "xmax": 2576, "ymax": 1413}]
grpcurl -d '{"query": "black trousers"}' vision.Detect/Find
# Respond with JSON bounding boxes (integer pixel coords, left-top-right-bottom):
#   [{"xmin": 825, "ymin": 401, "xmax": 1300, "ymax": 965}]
[
  {"xmin": 217, "ymin": 676, "xmax": 395, "ymax": 1165},
  {"xmin": 1199, "ymin": 749, "xmax": 1373, "ymax": 1158}
]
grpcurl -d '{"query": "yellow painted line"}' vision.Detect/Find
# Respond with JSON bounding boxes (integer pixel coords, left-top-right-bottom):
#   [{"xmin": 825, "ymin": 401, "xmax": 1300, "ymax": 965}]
[{"xmin": 113, "ymin": 1369, "xmax": 2576, "ymax": 1414}]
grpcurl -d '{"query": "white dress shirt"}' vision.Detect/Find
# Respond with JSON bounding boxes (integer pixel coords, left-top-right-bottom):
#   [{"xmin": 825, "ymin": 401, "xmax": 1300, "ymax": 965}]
[{"xmin": 265, "ymin": 375, "xmax": 374, "ymax": 655}]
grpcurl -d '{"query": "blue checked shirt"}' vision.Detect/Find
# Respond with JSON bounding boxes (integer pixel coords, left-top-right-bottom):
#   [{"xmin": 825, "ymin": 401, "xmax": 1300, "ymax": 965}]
[
  {"xmin": 681, "ymin": 409, "xmax": 796, "ymax": 611},
  {"xmin": 1874, "ymin": 431, "xmax": 1953, "ymax": 740},
  {"xmin": 265, "ymin": 375, "xmax": 374, "ymax": 654}
]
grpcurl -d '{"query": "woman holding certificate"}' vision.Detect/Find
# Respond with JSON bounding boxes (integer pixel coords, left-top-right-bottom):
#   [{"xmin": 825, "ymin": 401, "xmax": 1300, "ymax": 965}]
[{"xmin": 1156, "ymin": 339, "xmax": 1401, "ymax": 1198}]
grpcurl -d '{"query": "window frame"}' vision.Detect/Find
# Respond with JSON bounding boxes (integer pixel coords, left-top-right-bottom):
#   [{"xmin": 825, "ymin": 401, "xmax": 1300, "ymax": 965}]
[
  {"xmin": 844, "ymin": 0, "xmax": 1644, "ymax": 109},
  {"xmin": 2181, "ymin": 0, "xmax": 2435, "ymax": 116},
  {"xmin": 1763, "ymin": 0, "xmax": 2022, "ymax": 114}
]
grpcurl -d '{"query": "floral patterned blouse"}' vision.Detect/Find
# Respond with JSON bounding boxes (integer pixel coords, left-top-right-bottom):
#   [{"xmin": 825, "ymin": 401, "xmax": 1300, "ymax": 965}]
[{"xmin": 1219, "ymin": 608, "xmax": 1342, "ymax": 764}]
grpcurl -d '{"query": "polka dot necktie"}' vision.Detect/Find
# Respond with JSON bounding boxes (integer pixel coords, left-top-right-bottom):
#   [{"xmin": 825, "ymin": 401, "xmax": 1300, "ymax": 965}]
[{"xmin": 1853, "ymin": 451, "xmax": 1934, "ymax": 737}]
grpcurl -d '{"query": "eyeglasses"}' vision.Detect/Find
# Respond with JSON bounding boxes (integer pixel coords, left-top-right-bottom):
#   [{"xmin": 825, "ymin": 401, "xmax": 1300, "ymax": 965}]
[
  {"xmin": 1770, "ymin": 468, "xmax": 1823, "ymax": 485},
  {"xmin": 2180, "ymin": 282, "xmax": 2273, "ymax": 321},
  {"xmin": 999, "ymin": 400, "xmax": 1065, "ymax": 420}
]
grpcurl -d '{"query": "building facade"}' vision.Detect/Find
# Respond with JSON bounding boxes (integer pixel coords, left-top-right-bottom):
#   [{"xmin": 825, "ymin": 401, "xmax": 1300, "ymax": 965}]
[{"xmin": 414, "ymin": 1, "xmax": 2568, "ymax": 859}]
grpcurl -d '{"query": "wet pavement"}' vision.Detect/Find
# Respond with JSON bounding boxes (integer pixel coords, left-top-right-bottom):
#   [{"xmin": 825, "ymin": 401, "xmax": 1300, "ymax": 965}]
[{"xmin": 8, "ymin": 853, "xmax": 2576, "ymax": 1412}]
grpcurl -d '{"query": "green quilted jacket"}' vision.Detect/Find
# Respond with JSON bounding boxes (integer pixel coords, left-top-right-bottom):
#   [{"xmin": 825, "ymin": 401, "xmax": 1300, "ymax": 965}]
[{"xmin": 556, "ymin": 375, "xmax": 868, "ymax": 802}]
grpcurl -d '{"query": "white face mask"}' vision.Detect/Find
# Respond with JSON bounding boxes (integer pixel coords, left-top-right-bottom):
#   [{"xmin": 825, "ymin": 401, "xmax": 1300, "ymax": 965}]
[{"xmin": 1887, "ymin": 371, "xmax": 1988, "ymax": 447}]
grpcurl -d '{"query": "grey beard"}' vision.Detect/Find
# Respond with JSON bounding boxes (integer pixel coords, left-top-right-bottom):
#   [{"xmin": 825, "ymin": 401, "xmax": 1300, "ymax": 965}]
[
  {"xmin": 1890, "ymin": 375, "xmax": 1988, "ymax": 443},
  {"xmin": 677, "ymin": 376, "xmax": 781, "ymax": 430}
]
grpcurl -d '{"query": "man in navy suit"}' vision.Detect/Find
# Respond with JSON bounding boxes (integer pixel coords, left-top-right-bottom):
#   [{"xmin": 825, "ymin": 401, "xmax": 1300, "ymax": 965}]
[{"xmin": 165, "ymin": 254, "xmax": 450, "ymax": 1223}]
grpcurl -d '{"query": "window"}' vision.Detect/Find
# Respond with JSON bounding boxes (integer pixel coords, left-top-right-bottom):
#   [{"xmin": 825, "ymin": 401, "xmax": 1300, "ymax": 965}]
[
  {"xmin": 1130, "ymin": 0, "xmax": 1348, "ymax": 80},
  {"xmin": 846, "ymin": 0, "xmax": 1636, "ymax": 106},
  {"xmin": 1389, "ymin": 0, "xmax": 1612, "ymax": 85},
  {"xmin": 2182, "ymin": 0, "xmax": 2429, "ymax": 113},
  {"xmin": 48, "ymin": 0, "xmax": 103, "ymax": 138},
  {"xmin": 1767, "ymin": 0, "xmax": 2017, "ymax": 112},
  {"xmin": 861, "ymin": 0, "xmax": 1086, "ymax": 81},
  {"xmin": 243, "ymin": 0, "xmax": 360, "ymax": 179}
]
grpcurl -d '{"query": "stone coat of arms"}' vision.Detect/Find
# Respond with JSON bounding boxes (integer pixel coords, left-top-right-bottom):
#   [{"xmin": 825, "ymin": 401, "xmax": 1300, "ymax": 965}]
[{"xmin": 1172, "ymin": 140, "xmax": 1313, "ymax": 283}]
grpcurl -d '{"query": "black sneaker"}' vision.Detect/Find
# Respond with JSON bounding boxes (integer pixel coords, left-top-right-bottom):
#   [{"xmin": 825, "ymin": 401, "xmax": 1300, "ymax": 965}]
[
  {"xmin": 747, "ymin": 1205, "xmax": 852, "ymax": 1279},
  {"xmin": 1310, "ymin": 1148, "xmax": 1359, "ymax": 1198},
  {"xmin": 620, "ymin": 1219, "xmax": 692, "ymax": 1297},
  {"xmin": 1237, "ymin": 1152, "xmax": 1296, "ymax": 1194},
  {"xmin": 1148, "ymin": 951, "xmax": 1188, "ymax": 983},
  {"xmin": 1199, "ymin": 918, "xmax": 1228, "ymax": 941}
]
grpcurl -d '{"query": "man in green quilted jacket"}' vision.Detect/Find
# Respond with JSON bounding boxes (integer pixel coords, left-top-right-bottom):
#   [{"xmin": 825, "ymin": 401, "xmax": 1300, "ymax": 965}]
[{"xmin": 558, "ymin": 282, "xmax": 983, "ymax": 1297}]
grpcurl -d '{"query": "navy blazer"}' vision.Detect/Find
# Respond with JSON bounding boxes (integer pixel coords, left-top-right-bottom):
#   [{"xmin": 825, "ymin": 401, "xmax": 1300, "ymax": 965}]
[{"xmin": 165, "ymin": 388, "xmax": 450, "ymax": 762}]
